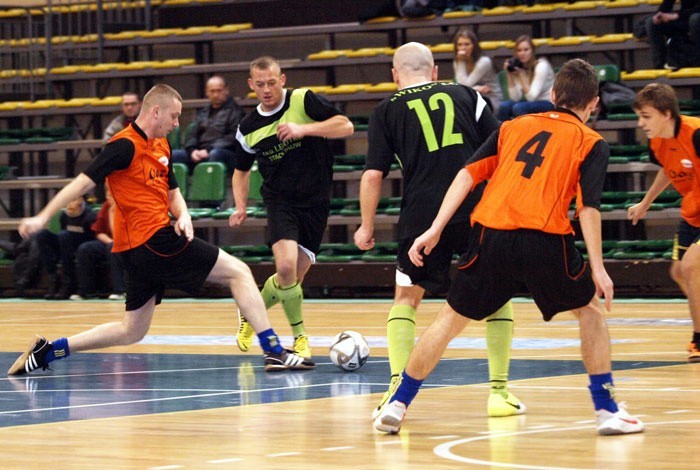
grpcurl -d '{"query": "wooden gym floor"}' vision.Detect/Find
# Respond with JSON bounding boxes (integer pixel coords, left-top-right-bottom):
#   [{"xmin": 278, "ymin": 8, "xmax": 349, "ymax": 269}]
[{"xmin": 0, "ymin": 298, "xmax": 698, "ymax": 469}]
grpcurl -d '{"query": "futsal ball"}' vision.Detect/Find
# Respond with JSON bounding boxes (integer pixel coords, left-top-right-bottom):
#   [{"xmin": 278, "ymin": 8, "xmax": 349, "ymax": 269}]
[{"xmin": 329, "ymin": 330, "xmax": 370, "ymax": 371}]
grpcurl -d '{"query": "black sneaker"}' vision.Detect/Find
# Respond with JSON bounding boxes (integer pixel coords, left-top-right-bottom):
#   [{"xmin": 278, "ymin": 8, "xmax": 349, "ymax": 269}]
[
  {"xmin": 7, "ymin": 335, "xmax": 52, "ymax": 375},
  {"xmin": 264, "ymin": 348, "xmax": 315, "ymax": 372}
]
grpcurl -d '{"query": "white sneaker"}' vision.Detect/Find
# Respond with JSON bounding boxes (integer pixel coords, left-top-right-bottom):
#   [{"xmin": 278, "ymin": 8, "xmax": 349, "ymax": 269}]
[
  {"xmin": 373, "ymin": 400, "xmax": 407, "ymax": 434},
  {"xmin": 595, "ymin": 403, "xmax": 644, "ymax": 435},
  {"xmin": 371, "ymin": 374, "xmax": 401, "ymax": 420},
  {"xmin": 69, "ymin": 294, "xmax": 84, "ymax": 301},
  {"xmin": 108, "ymin": 293, "xmax": 126, "ymax": 301}
]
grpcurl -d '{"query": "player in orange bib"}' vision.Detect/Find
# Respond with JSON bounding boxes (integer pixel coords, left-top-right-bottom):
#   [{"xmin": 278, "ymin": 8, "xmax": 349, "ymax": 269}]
[
  {"xmin": 8, "ymin": 84, "xmax": 314, "ymax": 376},
  {"xmin": 628, "ymin": 82, "xmax": 700, "ymax": 363},
  {"xmin": 373, "ymin": 58, "xmax": 645, "ymax": 436}
]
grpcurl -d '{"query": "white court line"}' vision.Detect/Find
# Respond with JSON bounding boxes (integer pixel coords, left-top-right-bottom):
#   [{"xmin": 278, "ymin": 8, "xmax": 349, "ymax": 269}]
[
  {"xmin": 433, "ymin": 419, "xmax": 700, "ymax": 469},
  {"xmin": 207, "ymin": 457, "xmax": 244, "ymax": 464},
  {"xmin": 267, "ymin": 452, "xmax": 301, "ymax": 458},
  {"xmin": 321, "ymin": 446, "xmax": 355, "ymax": 451}
]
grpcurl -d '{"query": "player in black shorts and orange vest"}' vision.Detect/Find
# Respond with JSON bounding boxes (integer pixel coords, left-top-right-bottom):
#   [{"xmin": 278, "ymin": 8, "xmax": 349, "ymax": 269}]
[
  {"xmin": 354, "ymin": 42, "xmax": 523, "ymax": 420},
  {"xmin": 374, "ymin": 58, "xmax": 645, "ymax": 436},
  {"xmin": 8, "ymin": 84, "xmax": 314, "ymax": 376},
  {"xmin": 627, "ymin": 83, "xmax": 700, "ymax": 363}
]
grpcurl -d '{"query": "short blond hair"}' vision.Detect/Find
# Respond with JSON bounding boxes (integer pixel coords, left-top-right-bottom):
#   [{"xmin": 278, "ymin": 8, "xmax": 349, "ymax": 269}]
[{"xmin": 142, "ymin": 84, "xmax": 182, "ymax": 111}]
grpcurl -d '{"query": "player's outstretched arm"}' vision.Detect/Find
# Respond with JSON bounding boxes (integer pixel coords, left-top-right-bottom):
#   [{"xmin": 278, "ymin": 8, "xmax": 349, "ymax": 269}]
[
  {"xmin": 19, "ymin": 173, "xmax": 96, "ymax": 239},
  {"xmin": 627, "ymin": 169, "xmax": 670, "ymax": 225}
]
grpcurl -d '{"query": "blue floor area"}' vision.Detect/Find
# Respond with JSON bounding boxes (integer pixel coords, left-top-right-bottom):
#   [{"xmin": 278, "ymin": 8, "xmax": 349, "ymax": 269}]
[{"xmin": 0, "ymin": 352, "xmax": 681, "ymax": 428}]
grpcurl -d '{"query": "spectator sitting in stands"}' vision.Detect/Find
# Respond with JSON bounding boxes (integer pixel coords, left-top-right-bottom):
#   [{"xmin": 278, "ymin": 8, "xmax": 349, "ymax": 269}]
[
  {"xmin": 497, "ymin": 35, "xmax": 555, "ymax": 121},
  {"xmin": 453, "ymin": 28, "xmax": 502, "ymax": 115},
  {"xmin": 103, "ymin": 92, "xmax": 141, "ymax": 142},
  {"xmin": 34, "ymin": 196, "xmax": 96, "ymax": 300},
  {"xmin": 73, "ymin": 184, "xmax": 126, "ymax": 301},
  {"xmin": 172, "ymin": 75, "xmax": 244, "ymax": 174},
  {"xmin": 645, "ymin": 0, "xmax": 700, "ymax": 70}
]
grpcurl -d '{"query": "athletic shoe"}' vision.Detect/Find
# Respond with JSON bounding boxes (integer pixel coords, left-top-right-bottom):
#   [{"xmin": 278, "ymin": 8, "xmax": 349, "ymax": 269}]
[
  {"xmin": 263, "ymin": 348, "xmax": 315, "ymax": 372},
  {"xmin": 69, "ymin": 294, "xmax": 85, "ymax": 301},
  {"xmin": 687, "ymin": 342, "xmax": 700, "ymax": 363},
  {"xmin": 7, "ymin": 335, "xmax": 52, "ymax": 376},
  {"xmin": 595, "ymin": 403, "xmax": 644, "ymax": 435},
  {"xmin": 374, "ymin": 400, "xmax": 407, "ymax": 434},
  {"xmin": 108, "ymin": 293, "xmax": 126, "ymax": 301},
  {"xmin": 293, "ymin": 334, "xmax": 312, "ymax": 358},
  {"xmin": 236, "ymin": 308, "xmax": 254, "ymax": 352},
  {"xmin": 371, "ymin": 374, "xmax": 401, "ymax": 420},
  {"xmin": 487, "ymin": 392, "xmax": 527, "ymax": 417}
]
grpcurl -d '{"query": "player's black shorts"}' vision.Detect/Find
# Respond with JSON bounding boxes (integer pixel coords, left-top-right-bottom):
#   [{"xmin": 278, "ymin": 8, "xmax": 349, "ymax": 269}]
[
  {"xmin": 117, "ymin": 226, "xmax": 219, "ymax": 311},
  {"xmin": 396, "ymin": 222, "xmax": 470, "ymax": 295},
  {"xmin": 265, "ymin": 199, "xmax": 330, "ymax": 254},
  {"xmin": 447, "ymin": 224, "xmax": 595, "ymax": 321},
  {"xmin": 673, "ymin": 219, "xmax": 700, "ymax": 261}
]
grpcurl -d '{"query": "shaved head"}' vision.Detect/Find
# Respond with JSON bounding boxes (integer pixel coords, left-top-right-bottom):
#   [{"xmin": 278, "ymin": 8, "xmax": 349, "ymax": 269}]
[{"xmin": 393, "ymin": 42, "xmax": 434, "ymax": 75}]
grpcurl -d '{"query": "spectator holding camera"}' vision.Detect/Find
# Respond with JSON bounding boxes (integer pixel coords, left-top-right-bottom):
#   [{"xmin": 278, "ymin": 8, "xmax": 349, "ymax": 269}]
[
  {"xmin": 497, "ymin": 35, "xmax": 555, "ymax": 121},
  {"xmin": 453, "ymin": 29, "xmax": 502, "ymax": 114}
]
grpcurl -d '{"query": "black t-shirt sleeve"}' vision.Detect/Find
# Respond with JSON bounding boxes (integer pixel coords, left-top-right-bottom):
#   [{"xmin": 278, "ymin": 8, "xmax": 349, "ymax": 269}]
[
  {"xmin": 693, "ymin": 128, "xmax": 700, "ymax": 156},
  {"xmin": 475, "ymin": 98, "xmax": 501, "ymax": 143},
  {"xmin": 467, "ymin": 128, "xmax": 500, "ymax": 165},
  {"xmin": 579, "ymin": 139, "xmax": 610, "ymax": 209},
  {"xmin": 83, "ymin": 138, "xmax": 135, "ymax": 184},
  {"xmin": 303, "ymin": 89, "xmax": 342, "ymax": 121},
  {"xmin": 365, "ymin": 105, "xmax": 395, "ymax": 176}
]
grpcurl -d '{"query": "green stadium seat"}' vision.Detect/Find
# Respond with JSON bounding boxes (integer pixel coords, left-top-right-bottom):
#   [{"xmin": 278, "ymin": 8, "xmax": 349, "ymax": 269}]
[{"xmin": 189, "ymin": 162, "xmax": 226, "ymax": 204}]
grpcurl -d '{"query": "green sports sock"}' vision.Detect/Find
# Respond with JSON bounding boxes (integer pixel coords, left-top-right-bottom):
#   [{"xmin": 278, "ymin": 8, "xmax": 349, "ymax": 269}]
[
  {"xmin": 387, "ymin": 305, "xmax": 416, "ymax": 376},
  {"xmin": 260, "ymin": 274, "xmax": 280, "ymax": 310},
  {"xmin": 277, "ymin": 280, "xmax": 305, "ymax": 337},
  {"xmin": 486, "ymin": 301, "xmax": 514, "ymax": 397}
]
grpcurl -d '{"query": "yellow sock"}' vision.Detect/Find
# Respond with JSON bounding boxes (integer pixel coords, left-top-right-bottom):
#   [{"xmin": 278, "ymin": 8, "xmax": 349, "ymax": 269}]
[
  {"xmin": 260, "ymin": 275, "xmax": 280, "ymax": 309},
  {"xmin": 387, "ymin": 304, "xmax": 416, "ymax": 376},
  {"xmin": 277, "ymin": 280, "xmax": 305, "ymax": 337},
  {"xmin": 486, "ymin": 301, "xmax": 514, "ymax": 397}
]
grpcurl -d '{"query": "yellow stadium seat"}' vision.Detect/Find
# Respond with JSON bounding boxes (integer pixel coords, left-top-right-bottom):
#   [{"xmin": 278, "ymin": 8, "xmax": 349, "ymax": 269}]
[
  {"xmin": 522, "ymin": 4, "xmax": 558, "ymax": 13},
  {"xmin": 307, "ymin": 50, "xmax": 351, "ymax": 60},
  {"xmin": 480, "ymin": 40, "xmax": 515, "ymax": 50},
  {"xmin": 151, "ymin": 58, "xmax": 196, "ymax": 68},
  {"xmin": 325, "ymin": 84, "xmax": 368, "ymax": 95},
  {"xmin": 563, "ymin": 1, "xmax": 605, "ymax": 10},
  {"xmin": 345, "ymin": 47, "xmax": 393, "ymax": 58},
  {"xmin": 404, "ymin": 14, "xmax": 436, "ymax": 21},
  {"xmin": 430, "ymin": 43, "xmax": 453, "ymax": 53},
  {"xmin": 605, "ymin": 0, "xmax": 640, "ymax": 7},
  {"xmin": 532, "ymin": 38, "xmax": 549, "ymax": 47},
  {"xmin": 81, "ymin": 63, "xmax": 119, "ymax": 73},
  {"xmin": 92, "ymin": 96, "xmax": 123, "ymax": 106},
  {"xmin": 365, "ymin": 16, "xmax": 398, "ymax": 24},
  {"xmin": 482, "ymin": 6, "xmax": 516, "ymax": 15},
  {"xmin": 301, "ymin": 85, "xmax": 334, "ymax": 94},
  {"xmin": 211, "ymin": 23, "xmax": 253, "ymax": 33},
  {"xmin": 546, "ymin": 36, "xmax": 591, "ymax": 46},
  {"xmin": 114, "ymin": 61, "xmax": 156, "ymax": 71},
  {"xmin": 104, "ymin": 30, "xmax": 140, "ymax": 40},
  {"xmin": 667, "ymin": 68, "xmax": 700, "ymax": 78},
  {"xmin": 621, "ymin": 69, "xmax": 670, "ymax": 80},
  {"xmin": 18, "ymin": 101, "xmax": 55, "ymax": 110},
  {"xmin": 442, "ymin": 10, "xmax": 478, "ymax": 19},
  {"xmin": 0, "ymin": 102, "xmax": 21, "ymax": 111},
  {"xmin": 49, "ymin": 65, "xmax": 81, "ymax": 75},
  {"xmin": 590, "ymin": 33, "xmax": 634, "ymax": 44}
]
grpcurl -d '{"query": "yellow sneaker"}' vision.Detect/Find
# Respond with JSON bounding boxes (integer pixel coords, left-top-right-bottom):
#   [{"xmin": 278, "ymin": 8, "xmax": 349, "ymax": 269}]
[
  {"xmin": 293, "ymin": 334, "xmax": 312, "ymax": 358},
  {"xmin": 487, "ymin": 392, "xmax": 526, "ymax": 417},
  {"xmin": 371, "ymin": 374, "xmax": 401, "ymax": 420},
  {"xmin": 236, "ymin": 309, "xmax": 254, "ymax": 352}
]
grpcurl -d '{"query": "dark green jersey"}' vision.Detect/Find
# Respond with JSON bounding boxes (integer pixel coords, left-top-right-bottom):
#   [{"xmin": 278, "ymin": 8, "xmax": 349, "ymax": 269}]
[
  {"xmin": 367, "ymin": 81, "xmax": 500, "ymax": 238},
  {"xmin": 236, "ymin": 88, "xmax": 342, "ymax": 206}
]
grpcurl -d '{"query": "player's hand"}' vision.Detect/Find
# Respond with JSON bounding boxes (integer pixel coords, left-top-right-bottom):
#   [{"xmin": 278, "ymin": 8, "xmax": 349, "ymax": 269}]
[
  {"xmin": 228, "ymin": 207, "xmax": 248, "ymax": 227},
  {"xmin": 276, "ymin": 122, "xmax": 303, "ymax": 142},
  {"xmin": 18, "ymin": 215, "xmax": 46, "ymax": 240},
  {"xmin": 191, "ymin": 149, "xmax": 209, "ymax": 163},
  {"xmin": 353, "ymin": 225, "xmax": 375, "ymax": 251},
  {"xmin": 175, "ymin": 214, "xmax": 194, "ymax": 241},
  {"xmin": 408, "ymin": 228, "xmax": 440, "ymax": 267},
  {"xmin": 591, "ymin": 266, "xmax": 614, "ymax": 312},
  {"xmin": 626, "ymin": 203, "xmax": 647, "ymax": 225}
]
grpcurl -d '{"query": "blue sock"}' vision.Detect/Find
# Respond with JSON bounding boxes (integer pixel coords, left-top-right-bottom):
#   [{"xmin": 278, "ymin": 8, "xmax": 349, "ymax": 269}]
[
  {"xmin": 391, "ymin": 371, "xmax": 423, "ymax": 407},
  {"xmin": 46, "ymin": 337, "xmax": 70, "ymax": 363},
  {"xmin": 589, "ymin": 372, "xmax": 618, "ymax": 412},
  {"xmin": 257, "ymin": 329, "xmax": 284, "ymax": 354}
]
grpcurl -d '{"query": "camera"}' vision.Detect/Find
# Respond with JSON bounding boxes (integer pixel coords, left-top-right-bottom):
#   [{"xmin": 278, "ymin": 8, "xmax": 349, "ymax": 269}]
[{"xmin": 506, "ymin": 57, "xmax": 523, "ymax": 72}]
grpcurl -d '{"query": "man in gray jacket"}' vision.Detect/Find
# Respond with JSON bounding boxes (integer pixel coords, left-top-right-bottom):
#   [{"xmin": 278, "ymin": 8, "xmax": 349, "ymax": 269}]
[{"xmin": 172, "ymin": 75, "xmax": 244, "ymax": 173}]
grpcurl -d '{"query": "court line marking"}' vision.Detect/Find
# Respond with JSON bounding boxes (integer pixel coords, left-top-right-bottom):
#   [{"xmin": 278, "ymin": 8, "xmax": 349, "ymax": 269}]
[{"xmin": 433, "ymin": 419, "xmax": 700, "ymax": 469}]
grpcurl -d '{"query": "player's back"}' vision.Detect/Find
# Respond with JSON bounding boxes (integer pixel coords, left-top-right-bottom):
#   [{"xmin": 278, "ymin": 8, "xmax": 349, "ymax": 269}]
[{"xmin": 472, "ymin": 109, "xmax": 606, "ymax": 235}]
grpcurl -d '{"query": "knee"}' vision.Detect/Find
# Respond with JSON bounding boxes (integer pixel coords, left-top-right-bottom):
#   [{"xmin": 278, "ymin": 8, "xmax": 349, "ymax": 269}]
[
  {"xmin": 122, "ymin": 319, "xmax": 150, "ymax": 344},
  {"xmin": 275, "ymin": 259, "xmax": 297, "ymax": 282}
]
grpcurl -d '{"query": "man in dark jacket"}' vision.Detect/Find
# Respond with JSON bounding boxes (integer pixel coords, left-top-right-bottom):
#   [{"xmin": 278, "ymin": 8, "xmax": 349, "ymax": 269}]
[
  {"xmin": 172, "ymin": 75, "xmax": 244, "ymax": 172},
  {"xmin": 645, "ymin": 0, "xmax": 700, "ymax": 69}
]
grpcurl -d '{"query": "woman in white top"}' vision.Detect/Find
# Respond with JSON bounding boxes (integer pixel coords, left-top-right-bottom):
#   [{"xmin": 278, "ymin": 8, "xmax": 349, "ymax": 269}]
[
  {"xmin": 452, "ymin": 29, "xmax": 502, "ymax": 114},
  {"xmin": 497, "ymin": 34, "xmax": 555, "ymax": 121}
]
